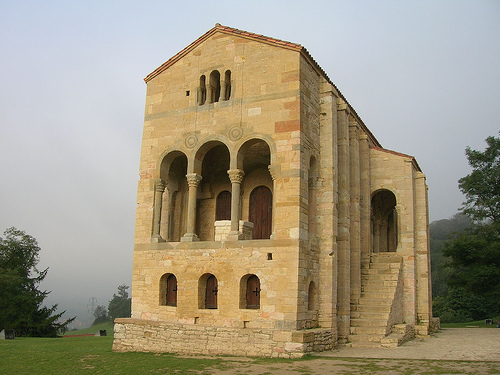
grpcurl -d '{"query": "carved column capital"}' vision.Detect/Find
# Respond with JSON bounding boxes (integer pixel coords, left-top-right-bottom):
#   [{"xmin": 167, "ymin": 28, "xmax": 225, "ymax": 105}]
[
  {"xmin": 186, "ymin": 173, "xmax": 202, "ymax": 188},
  {"xmin": 268, "ymin": 164, "xmax": 280, "ymax": 181},
  {"xmin": 155, "ymin": 178, "xmax": 167, "ymax": 192},
  {"xmin": 227, "ymin": 169, "xmax": 245, "ymax": 184}
]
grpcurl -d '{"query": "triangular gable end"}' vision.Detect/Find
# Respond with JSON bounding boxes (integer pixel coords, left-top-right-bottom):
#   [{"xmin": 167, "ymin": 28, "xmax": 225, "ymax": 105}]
[
  {"xmin": 144, "ymin": 23, "xmax": 304, "ymax": 83},
  {"xmin": 143, "ymin": 23, "xmax": 382, "ymax": 149}
]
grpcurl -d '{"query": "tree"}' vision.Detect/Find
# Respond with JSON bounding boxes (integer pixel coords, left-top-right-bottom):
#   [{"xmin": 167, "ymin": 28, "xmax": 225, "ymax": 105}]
[
  {"xmin": 459, "ymin": 133, "xmax": 500, "ymax": 223},
  {"xmin": 108, "ymin": 284, "xmax": 131, "ymax": 321},
  {"xmin": 0, "ymin": 227, "xmax": 74, "ymax": 336},
  {"xmin": 429, "ymin": 213, "xmax": 471, "ymax": 299},
  {"xmin": 438, "ymin": 134, "xmax": 500, "ymax": 321},
  {"xmin": 92, "ymin": 305, "xmax": 109, "ymax": 326}
]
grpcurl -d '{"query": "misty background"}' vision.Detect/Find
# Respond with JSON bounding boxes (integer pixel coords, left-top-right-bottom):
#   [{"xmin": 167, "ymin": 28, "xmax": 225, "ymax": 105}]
[{"xmin": 1, "ymin": 0, "xmax": 499, "ymax": 327}]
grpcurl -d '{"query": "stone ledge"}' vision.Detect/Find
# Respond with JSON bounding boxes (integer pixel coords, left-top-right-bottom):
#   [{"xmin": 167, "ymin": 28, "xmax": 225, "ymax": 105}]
[{"xmin": 113, "ymin": 319, "xmax": 334, "ymax": 358}]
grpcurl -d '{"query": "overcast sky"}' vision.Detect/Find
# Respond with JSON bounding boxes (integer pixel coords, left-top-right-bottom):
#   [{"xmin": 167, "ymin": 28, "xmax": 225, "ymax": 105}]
[{"xmin": 1, "ymin": 0, "xmax": 499, "ymax": 326}]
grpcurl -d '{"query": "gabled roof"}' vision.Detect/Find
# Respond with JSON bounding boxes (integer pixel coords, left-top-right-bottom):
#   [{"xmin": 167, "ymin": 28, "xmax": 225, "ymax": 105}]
[
  {"xmin": 144, "ymin": 23, "xmax": 381, "ymax": 148},
  {"xmin": 370, "ymin": 146, "xmax": 422, "ymax": 172},
  {"xmin": 144, "ymin": 23, "xmax": 304, "ymax": 82}
]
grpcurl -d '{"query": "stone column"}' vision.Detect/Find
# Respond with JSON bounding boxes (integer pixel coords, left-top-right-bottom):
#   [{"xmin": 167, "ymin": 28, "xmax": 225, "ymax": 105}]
[
  {"xmin": 206, "ymin": 85, "xmax": 213, "ymax": 104},
  {"xmin": 318, "ymin": 80, "xmax": 338, "ymax": 331},
  {"xmin": 359, "ymin": 133, "xmax": 371, "ymax": 270},
  {"xmin": 336, "ymin": 102, "xmax": 351, "ymax": 343},
  {"xmin": 415, "ymin": 172, "xmax": 432, "ymax": 332},
  {"xmin": 349, "ymin": 123, "xmax": 361, "ymax": 306},
  {"xmin": 181, "ymin": 173, "xmax": 202, "ymax": 242},
  {"xmin": 226, "ymin": 169, "xmax": 245, "ymax": 241},
  {"xmin": 152, "ymin": 178, "xmax": 166, "ymax": 243},
  {"xmin": 220, "ymin": 81, "xmax": 227, "ymax": 101},
  {"xmin": 268, "ymin": 164, "xmax": 280, "ymax": 240}
]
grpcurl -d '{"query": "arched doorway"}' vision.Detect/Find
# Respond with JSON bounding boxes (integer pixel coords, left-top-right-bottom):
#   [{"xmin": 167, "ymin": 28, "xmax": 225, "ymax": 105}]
[
  {"xmin": 216, "ymin": 190, "xmax": 231, "ymax": 220},
  {"xmin": 371, "ymin": 190, "xmax": 398, "ymax": 252},
  {"xmin": 249, "ymin": 186, "xmax": 272, "ymax": 239}
]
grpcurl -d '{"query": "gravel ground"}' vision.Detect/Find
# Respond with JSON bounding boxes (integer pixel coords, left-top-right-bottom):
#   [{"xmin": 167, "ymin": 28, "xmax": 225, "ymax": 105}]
[{"xmin": 316, "ymin": 328, "xmax": 500, "ymax": 361}]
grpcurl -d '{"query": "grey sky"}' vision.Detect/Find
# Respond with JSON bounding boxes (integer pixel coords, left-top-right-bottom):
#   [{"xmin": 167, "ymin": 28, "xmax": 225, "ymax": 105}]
[{"xmin": 1, "ymin": 0, "xmax": 499, "ymax": 326}]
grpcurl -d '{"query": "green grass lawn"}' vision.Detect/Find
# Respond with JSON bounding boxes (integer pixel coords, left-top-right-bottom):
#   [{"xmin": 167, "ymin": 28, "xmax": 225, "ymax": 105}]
[
  {"xmin": 64, "ymin": 321, "xmax": 115, "ymax": 336},
  {"xmin": 1, "ymin": 333, "xmax": 498, "ymax": 375},
  {"xmin": 0, "ymin": 335, "xmax": 227, "ymax": 375}
]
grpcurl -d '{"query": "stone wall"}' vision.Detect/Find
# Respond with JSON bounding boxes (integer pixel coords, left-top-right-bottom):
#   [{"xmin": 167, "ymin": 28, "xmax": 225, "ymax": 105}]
[{"xmin": 113, "ymin": 318, "xmax": 334, "ymax": 358}]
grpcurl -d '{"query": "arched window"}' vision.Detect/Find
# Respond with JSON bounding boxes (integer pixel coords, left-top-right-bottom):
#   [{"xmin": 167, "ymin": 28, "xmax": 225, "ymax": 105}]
[
  {"xmin": 371, "ymin": 190, "xmax": 398, "ymax": 252},
  {"xmin": 224, "ymin": 70, "xmax": 231, "ymax": 100},
  {"xmin": 240, "ymin": 274, "xmax": 261, "ymax": 309},
  {"xmin": 216, "ymin": 190, "xmax": 231, "ymax": 220},
  {"xmin": 200, "ymin": 274, "xmax": 218, "ymax": 309},
  {"xmin": 209, "ymin": 70, "xmax": 221, "ymax": 103},
  {"xmin": 249, "ymin": 186, "xmax": 272, "ymax": 239},
  {"xmin": 246, "ymin": 275, "xmax": 260, "ymax": 309},
  {"xmin": 308, "ymin": 281, "xmax": 317, "ymax": 311},
  {"xmin": 198, "ymin": 75, "xmax": 206, "ymax": 105},
  {"xmin": 160, "ymin": 273, "xmax": 177, "ymax": 307},
  {"xmin": 308, "ymin": 156, "xmax": 318, "ymax": 237}
]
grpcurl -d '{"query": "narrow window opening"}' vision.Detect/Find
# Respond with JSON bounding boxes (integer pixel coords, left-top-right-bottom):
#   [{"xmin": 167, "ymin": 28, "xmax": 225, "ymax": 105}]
[
  {"xmin": 209, "ymin": 70, "xmax": 221, "ymax": 103},
  {"xmin": 186, "ymin": 90, "xmax": 190, "ymax": 96},
  {"xmin": 267, "ymin": 253, "xmax": 273, "ymax": 260},
  {"xmin": 205, "ymin": 274, "xmax": 218, "ymax": 309},
  {"xmin": 198, "ymin": 75, "xmax": 206, "ymax": 105},
  {"xmin": 308, "ymin": 281, "xmax": 317, "ymax": 311},
  {"xmin": 224, "ymin": 70, "xmax": 231, "ymax": 100},
  {"xmin": 165, "ymin": 274, "xmax": 178, "ymax": 307},
  {"xmin": 160, "ymin": 273, "xmax": 177, "ymax": 307}
]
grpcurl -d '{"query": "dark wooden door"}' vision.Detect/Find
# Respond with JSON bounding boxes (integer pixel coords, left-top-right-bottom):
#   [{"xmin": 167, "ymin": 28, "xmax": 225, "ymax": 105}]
[
  {"xmin": 216, "ymin": 190, "xmax": 231, "ymax": 220},
  {"xmin": 165, "ymin": 274, "xmax": 177, "ymax": 306},
  {"xmin": 249, "ymin": 186, "xmax": 272, "ymax": 239},
  {"xmin": 246, "ymin": 275, "xmax": 260, "ymax": 309},
  {"xmin": 205, "ymin": 275, "xmax": 218, "ymax": 309}
]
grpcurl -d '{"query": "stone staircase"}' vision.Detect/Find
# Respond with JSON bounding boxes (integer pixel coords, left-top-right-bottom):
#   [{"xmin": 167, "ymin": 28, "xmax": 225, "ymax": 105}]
[{"xmin": 348, "ymin": 253, "xmax": 412, "ymax": 348}]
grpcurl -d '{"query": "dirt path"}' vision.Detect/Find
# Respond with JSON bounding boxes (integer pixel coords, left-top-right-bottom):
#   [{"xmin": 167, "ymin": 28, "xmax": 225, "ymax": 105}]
[{"xmin": 209, "ymin": 328, "xmax": 500, "ymax": 374}]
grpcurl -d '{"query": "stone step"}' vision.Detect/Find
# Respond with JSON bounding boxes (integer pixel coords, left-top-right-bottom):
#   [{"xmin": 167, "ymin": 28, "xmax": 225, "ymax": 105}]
[
  {"xmin": 351, "ymin": 311, "xmax": 389, "ymax": 320},
  {"xmin": 362, "ymin": 284, "xmax": 397, "ymax": 292},
  {"xmin": 362, "ymin": 268, "xmax": 399, "ymax": 275},
  {"xmin": 347, "ymin": 334, "xmax": 384, "ymax": 347},
  {"xmin": 370, "ymin": 254, "xmax": 402, "ymax": 263},
  {"xmin": 357, "ymin": 297, "xmax": 393, "ymax": 306},
  {"xmin": 348, "ymin": 333, "xmax": 383, "ymax": 342},
  {"xmin": 362, "ymin": 280, "xmax": 399, "ymax": 288},
  {"xmin": 362, "ymin": 273, "xmax": 399, "ymax": 281},
  {"xmin": 351, "ymin": 318, "xmax": 388, "ymax": 327},
  {"xmin": 352, "ymin": 304, "xmax": 391, "ymax": 313},
  {"xmin": 350, "ymin": 326, "xmax": 388, "ymax": 335},
  {"xmin": 360, "ymin": 291, "xmax": 395, "ymax": 299},
  {"xmin": 369, "ymin": 262, "xmax": 401, "ymax": 270}
]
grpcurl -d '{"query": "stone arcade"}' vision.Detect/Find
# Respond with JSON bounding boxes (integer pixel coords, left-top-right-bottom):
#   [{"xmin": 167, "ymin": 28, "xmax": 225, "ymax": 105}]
[{"xmin": 113, "ymin": 24, "xmax": 434, "ymax": 357}]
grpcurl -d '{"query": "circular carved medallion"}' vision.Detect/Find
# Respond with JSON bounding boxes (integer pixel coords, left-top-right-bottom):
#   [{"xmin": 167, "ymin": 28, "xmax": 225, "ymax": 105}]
[
  {"xmin": 229, "ymin": 126, "xmax": 243, "ymax": 141},
  {"xmin": 185, "ymin": 134, "xmax": 198, "ymax": 149}
]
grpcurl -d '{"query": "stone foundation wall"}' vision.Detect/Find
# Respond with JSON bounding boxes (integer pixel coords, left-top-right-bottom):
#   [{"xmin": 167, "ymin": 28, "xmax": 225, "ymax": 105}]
[{"xmin": 113, "ymin": 318, "xmax": 335, "ymax": 358}]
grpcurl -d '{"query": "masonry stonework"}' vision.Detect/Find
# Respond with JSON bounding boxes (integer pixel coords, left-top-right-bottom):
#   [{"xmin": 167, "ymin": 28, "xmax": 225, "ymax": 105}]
[{"xmin": 112, "ymin": 24, "xmax": 433, "ymax": 357}]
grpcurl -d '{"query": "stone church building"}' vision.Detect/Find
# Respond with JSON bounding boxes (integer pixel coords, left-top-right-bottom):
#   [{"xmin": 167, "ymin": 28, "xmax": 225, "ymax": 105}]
[{"xmin": 113, "ymin": 24, "xmax": 433, "ymax": 357}]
